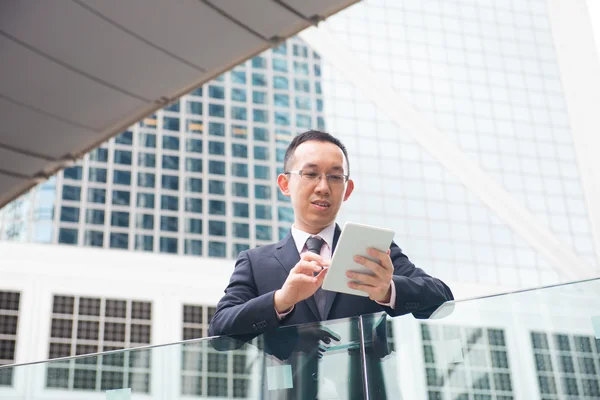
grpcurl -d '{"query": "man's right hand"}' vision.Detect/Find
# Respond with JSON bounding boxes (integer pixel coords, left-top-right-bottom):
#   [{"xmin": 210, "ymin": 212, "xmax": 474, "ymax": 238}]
[{"xmin": 274, "ymin": 252, "xmax": 329, "ymax": 313}]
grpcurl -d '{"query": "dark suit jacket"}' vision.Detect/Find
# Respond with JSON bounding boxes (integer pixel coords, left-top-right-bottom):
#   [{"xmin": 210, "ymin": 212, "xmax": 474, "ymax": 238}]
[{"xmin": 209, "ymin": 225, "xmax": 453, "ymax": 337}]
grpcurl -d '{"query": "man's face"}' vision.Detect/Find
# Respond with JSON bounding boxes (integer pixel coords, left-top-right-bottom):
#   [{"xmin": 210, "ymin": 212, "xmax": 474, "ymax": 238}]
[{"xmin": 277, "ymin": 140, "xmax": 354, "ymax": 234}]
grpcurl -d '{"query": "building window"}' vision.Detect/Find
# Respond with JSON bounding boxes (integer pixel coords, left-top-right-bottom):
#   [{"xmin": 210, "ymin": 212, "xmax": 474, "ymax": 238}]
[
  {"xmin": 252, "ymin": 73, "xmax": 266, "ymax": 87},
  {"xmin": 208, "ymin": 122, "xmax": 225, "ymax": 137},
  {"xmin": 137, "ymin": 193, "xmax": 155, "ymax": 209},
  {"xmin": 209, "ymin": 200, "xmax": 226, "ymax": 216},
  {"xmin": 185, "ymin": 157, "xmax": 203, "ymax": 173},
  {"xmin": 160, "ymin": 237, "xmax": 178, "ymax": 254},
  {"xmin": 273, "ymin": 76, "xmax": 289, "ymax": 90},
  {"xmin": 88, "ymin": 167, "xmax": 107, "ymax": 183},
  {"xmin": 252, "ymin": 56, "xmax": 266, "ymax": 69},
  {"xmin": 89, "ymin": 148, "xmax": 108, "ymax": 162},
  {"xmin": 232, "ymin": 183, "xmax": 248, "ymax": 198},
  {"xmin": 88, "ymin": 188, "xmax": 106, "ymax": 204},
  {"xmin": 256, "ymin": 225, "xmax": 272, "ymax": 241},
  {"xmin": 110, "ymin": 233, "xmax": 129, "ymax": 249},
  {"xmin": 161, "ymin": 195, "xmax": 179, "ymax": 211},
  {"xmin": 112, "ymin": 190, "xmax": 131, "ymax": 206},
  {"xmin": 231, "ymin": 88, "xmax": 246, "ymax": 102},
  {"xmin": 115, "ymin": 131, "xmax": 133, "ymax": 145},
  {"xmin": 60, "ymin": 206, "xmax": 79, "ymax": 223},
  {"xmin": 135, "ymin": 235, "xmax": 153, "ymax": 251},
  {"xmin": 64, "ymin": 166, "xmax": 83, "ymax": 180},
  {"xmin": 84, "ymin": 230, "xmax": 104, "ymax": 247},
  {"xmin": 253, "ymin": 109, "xmax": 268, "ymax": 123},
  {"xmin": 162, "ymin": 136, "xmax": 180, "ymax": 151},
  {"xmin": 208, "ymin": 221, "xmax": 226, "ymax": 237},
  {"xmin": 231, "ymin": 70, "xmax": 246, "ymax": 84},
  {"xmin": 274, "ymin": 94, "xmax": 289, "ymax": 108},
  {"xmin": 273, "ymin": 43, "xmax": 287, "ymax": 55},
  {"xmin": 161, "ymin": 175, "xmax": 179, "ymax": 191},
  {"xmin": 252, "ymin": 90, "xmax": 267, "ymax": 104},
  {"xmin": 160, "ymin": 216, "xmax": 178, "ymax": 232},
  {"xmin": 254, "ymin": 127, "xmax": 269, "ymax": 141},
  {"xmin": 187, "ymin": 118, "xmax": 203, "ymax": 134},
  {"xmin": 233, "ymin": 223, "xmax": 249, "ymax": 239},
  {"xmin": 163, "ymin": 117, "xmax": 180, "ymax": 131},
  {"xmin": 186, "ymin": 138, "xmax": 203, "ymax": 153},
  {"xmin": 186, "ymin": 218, "xmax": 202, "ymax": 234},
  {"xmin": 185, "ymin": 198, "xmax": 202, "ymax": 214},
  {"xmin": 278, "ymin": 207, "xmax": 294, "ymax": 223},
  {"xmin": 209, "ymin": 104, "xmax": 225, "ymax": 118},
  {"xmin": 139, "ymin": 132, "xmax": 156, "ymax": 148},
  {"xmin": 187, "ymin": 101, "xmax": 203, "ymax": 115},
  {"xmin": 86, "ymin": 209, "xmax": 105, "ymax": 225},
  {"xmin": 165, "ymin": 101, "xmax": 179, "ymax": 112},
  {"xmin": 254, "ymin": 165, "xmax": 270, "ymax": 180},
  {"xmin": 233, "ymin": 203, "xmax": 249, "ymax": 218},
  {"xmin": 232, "ymin": 144, "xmax": 248, "ymax": 159},
  {"xmin": 58, "ymin": 228, "xmax": 77, "ymax": 245},
  {"xmin": 0, "ymin": 291, "xmax": 20, "ymax": 386},
  {"xmin": 232, "ymin": 244, "xmax": 250, "ymax": 259},
  {"xmin": 138, "ymin": 152, "xmax": 156, "ymax": 168},
  {"xmin": 208, "ymin": 180, "xmax": 225, "ymax": 195},
  {"xmin": 137, "ymin": 173, "xmax": 155, "ymax": 188},
  {"xmin": 209, "ymin": 161, "xmax": 226, "ymax": 175},
  {"xmin": 162, "ymin": 155, "xmax": 180, "ymax": 170},
  {"xmin": 231, "ymin": 106, "xmax": 247, "ymax": 121},
  {"xmin": 209, "ymin": 85, "xmax": 225, "ymax": 99},
  {"xmin": 293, "ymin": 44, "xmax": 307, "ymax": 57},
  {"xmin": 255, "ymin": 185, "xmax": 271, "ymax": 199},
  {"xmin": 111, "ymin": 211, "xmax": 129, "ymax": 228},
  {"xmin": 208, "ymin": 241, "xmax": 226, "ymax": 258},
  {"xmin": 114, "ymin": 150, "xmax": 132, "ymax": 165},
  {"xmin": 46, "ymin": 295, "xmax": 152, "ymax": 392},
  {"xmin": 113, "ymin": 170, "xmax": 131, "ymax": 186},
  {"xmin": 255, "ymin": 205, "xmax": 272, "ymax": 220},
  {"xmin": 136, "ymin": 214, "xmax": 154, "ymax": 230},
  {"xmin": 185, "ymin": 239, "xmax": 203, "ymax": 256},
  {"xmin": 273, "ymin": 58, "xmax": 288, "ymax": 72},
  {"xmin": 209, "ymin": 141, "xmax": 225, "ymax": 156}
]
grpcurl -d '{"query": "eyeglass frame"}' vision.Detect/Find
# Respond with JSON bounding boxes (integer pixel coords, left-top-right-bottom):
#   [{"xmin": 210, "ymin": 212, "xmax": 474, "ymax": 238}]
[{"xmin": 284, "ymin": 169, "xmax": 349, "ymax": 184}]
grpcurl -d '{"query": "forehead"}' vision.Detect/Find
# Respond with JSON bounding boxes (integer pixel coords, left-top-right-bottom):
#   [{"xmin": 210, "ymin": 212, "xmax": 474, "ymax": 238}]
[{"xmin": 291, "ymin": 140, "xmax": 347, "ymax": 170}]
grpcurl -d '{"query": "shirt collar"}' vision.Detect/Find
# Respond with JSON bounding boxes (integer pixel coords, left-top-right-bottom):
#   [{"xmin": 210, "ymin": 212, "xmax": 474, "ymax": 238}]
[{"xmin": 291, "ymin": 223, "xmax": 336, "ymax": 254}]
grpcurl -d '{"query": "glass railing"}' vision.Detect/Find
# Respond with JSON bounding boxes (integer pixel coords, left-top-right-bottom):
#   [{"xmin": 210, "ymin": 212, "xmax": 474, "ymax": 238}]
[{"xmin": 1, "ymin": 278, "xmax": 598, "ymax": 399}]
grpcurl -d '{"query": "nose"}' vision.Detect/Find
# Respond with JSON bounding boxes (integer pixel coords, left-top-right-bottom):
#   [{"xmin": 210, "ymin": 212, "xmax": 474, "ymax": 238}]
[{"xmin": 314, "ymin": 175, "xmax": 330, "ymax": 194}]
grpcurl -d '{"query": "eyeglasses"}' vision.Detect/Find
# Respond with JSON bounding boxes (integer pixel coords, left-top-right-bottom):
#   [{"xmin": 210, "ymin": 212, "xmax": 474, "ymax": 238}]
[{"xmin": 285, "ymin": 170, "xmax": 349, "ymax": 185}]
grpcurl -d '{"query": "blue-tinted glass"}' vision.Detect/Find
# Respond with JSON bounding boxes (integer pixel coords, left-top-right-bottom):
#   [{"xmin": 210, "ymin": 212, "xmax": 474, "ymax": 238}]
[
  {"xmin": 163, "ymin": 117, "xmax": 180, "ymax": 131},
  {"xmin": 209, "ymin": 221, "xmax": 226, "ymax": 236},
  {"xmin": 293, "ymin": 44, "xmax": 307, "ymax": 57},
  {"xmin": 141, "ymin": 115, "xmax": 157, "ymax": 128},
  {"xmin": 138, "ymin": 173, "xmax": 155, "ymax": 188},
  {"xmin": 317, "ymin": 116, "xmax": 325, "ymax": 130},
  {"xmin": 255, "ymin": 165, "xmax": 270, "ymax": 180},
  {"xmin": 60, "ymin": 206, "xmax": 79, "ymax": 223},
  {"xmin": 115, "ymin": 131, "xmax": 133, "ymax": 145},
  {"xmin": 277, "ymin": 190, "xmax": 289, "ymax": 202},
  {"xmin": 273, "ymin": 58, "xmax": 288, "ymax": 72},
  {"xmin": 209, "ymin": 200, "xmax": 226, "ymax": 215},
  {"xmin": 112, "ymin": 190, "xmax": 130, "ymax": 206},
  {"xmin": 161, "ymin": 175, "xmax": 179, "ymax": 190},
  {"xmin": 252, "ymin": 73, "xmax": 266, "ymax": 87},
  {"xmin": 186, "ymin": 218, "xmax": 202, "ymax": 234},
  {"xmin": 186, "ymin": 177, "xmax": 203, "ymax": 193},
  {"xmin": 191, "ymin": 87, "xmax": 203, "ymax": 96},
  {"xmin": 64, "ymin": 166, "xmax": 83, "ymax": 180},
  {"xmin": 232, "ymin": 125, "xmax": 247, "ymax": 139},
  {"xmin": 279, "ymin": 227, "xmax": 289, "ymax": 240},
  {"xmin": 162, "ymin": 155, "xmax": 179, "ymax": 170},
  {"xmin": 139, "ymin": 133, "xmax": 156, "ymax": 148},
  {"xmin": 232, "ymin": 243, "xmax": 250, "ymax": 258},
  {"xmin": 313, "ymin": 51, "xmax": 320, "ymax": 59},
  {"xmin": 135, "ymin": 235, "xmax": 153, "ymax": 251},
  {"xmin": 314, "ymin": 64, "xmax": 321, "ymax": 77},
  {"xmin": 186, "ymin": 138, "xmax": 203, "ymax": 153},
  {"xmin": 137, "ymin": 193, "xmax": 155, "ymax": 209},
  {"xmin": 231, "ymin": 71, "xmax": 246, "ymax": 84},
  {"xmin": 256, "ymin": 225, "xmax": 272, "ymax": 241},
  {"xmin": 88, "ymin": 188, "xmax": 106, "ymax": 204},
  {"xmin": 208, "ymin": 241, "xmax": 226, "ymax": 258},
  {"xmin": 110, "ymin": 233, "xmax": 128, "ymax": 249},
  {"xmin": 111, "ymin": 211, "xmax": 129, "ymax": 227},
  {"xmin": 209, "ymin": 104, "xmax": 225, "ymax": 118},
  {"xmin": 276, "ymin": 129, "xmax": 291, "ymax": 145},
  {"xmin": 232, "ymin": 182, "xmax": 248, "ymax": 197},
  {"xmin": 62, "ymin": 185, "xmax": 80, "ymax": 201},
  {"xmin": 162, "ymin": 136, "xmax": 180, "ymax": 151},
  {"xmin": 89, "ymin": 148, "xmax": 108, "ymax": 162},
  {"xmin": 209, "ymin": 180, "xmax": 225, "ymax": 195},
  {"xmin": 185, "ymin": 157, "xmax": 202, "ymax": 173},
  {"xmin": 256, "ymin": 204, "xmax": 272, "ymax": 220},
  {"xmin": 252, "ymin": 56, "xmax": 266, "ymax": 69},
  {"xmin": 161, "ymin": 195, "xmax": 179, "ymax": 211},
  {"xmin": 185, "ymin": 239, "xmax": 202, "ymax": 255},
  {"xmin": 254, "ymin": 127, "xmax": 269, "ymax": 141},
  {"xmin": 273, "ymin": 43, "xmax": 286, "ymax": 55},
  {"xmin": 276, "ymin": 148, "xmax": 286, "ymax": 162},
  {"xmin": 160, "ymin": 216, "xmax": 178, "ymax": 232},
  {"xmin": 294, "ymin": 62, "xmax": 309, "ymax": 75},
  {"xmin": 231, "ymin": 106, "xmax": 247, "ymax": 121},
  {"xmin": 59, "ymin": 228, "xmax": 78, "ymax": 245},
  {"xmin": 255, "ymin": 185, "xmax": 271, "ymax": 199},
  {"xmin": 89, "ymin": 167, "xmax": 107, "ymax": 183},
  {"xmin": 185, "ymin": 198, "xmax": 202, "ymax": 214},
  {"xmin": 208, "ymin": 122, "xmax": 225, "ymax": 136},
  {"xmin": 253, "ymin": 91, "xmax": 267, "ymax": 104},
  {"xmin": 187, "ymin": 101, "xmax": 203, "ymax": 115},
  {"xmin": 160, "ymin": 237, "xmax": 178, "ymax": 254},
  {"xmin": 232, "ymin": 144, "xmax": 248, "ymax": 158},
  {"xmin": 273, "ymin": 76, "xmax": 289, "ymax": 90},
  {"xmin": 231, "ymin": 163, "xmax": 248, "ymax": 178},
  {"xmin": 275, "ymin": 112, "xmax": 290, "ymax": 126},
  {"xmin": 296, "ymin": 96, "xmax": 311, "ymax": 110},
  {"xmin": 164, "ymin": 101, "xmax": 179, "ymax": 112},
  {"xmin": 209, "ymin": 160, "xmax": 226, "ymax": 175},
  {"xmin": 316, "ymin": 99, "xmax": 323, "ymax": 112},
  {"xmin": 254, "ymin": 146, "xmax": 269, "ymax": 160},
  {"xmin": 295, "ymin": 79, "xmax": 310, "ymax": 93},
  {"xmin": 231, "ymin": 88, "xmax": 246, "ymax": 102},
  {"xmin": 114, "ymin": 150, "xmax": 132, "ymax": 165},
  {"xmin": 136, "ymin": 214, "xmax": 154, "ymax": 230},
  {"xmin": 233, "ymin": 223, "xmax": 249, "ymax": 239},
  {"xmin": 233, "ymin": 202, "xmax": 249, "ymax": 218},
  {"xmin": 186, "ymin": 119, "xmax": 203, "ymax": 134},
  {"xmin": 315, "ymin": 82, "xmax": 322, "ymax": 94},
  {"xmin": 297, "ymin": 115, "xmax": 312, "ymax": 128},
  {"xmin": 138, "ymin": 153, "xmax": 156, "ymax": 167},
  {"xmin": 113, "ymin": 170, "xmax": 131, "ymax": 185},
  {"xmin": 85, "ymin": 230, "xmax": 103, "ymax": 247},
  {"xmin": 274, "ymin": 94, "xmax": 289, "ymax": 108},
  {"xmin": 209, "ymin": 85, "xmax": 224, "ymax": 99},
  {"xmin": 278, "ymin": 207, "xmax": 294, "ymax": 222}
]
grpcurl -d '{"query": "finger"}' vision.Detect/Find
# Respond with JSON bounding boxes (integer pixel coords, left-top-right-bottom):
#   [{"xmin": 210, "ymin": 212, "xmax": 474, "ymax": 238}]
[
  {"xmin": 291, "ymin": 274, "xmax": 319, "ymax": 285},
  {"xmin": 353, "ymin": 256, "xmax": 387, "ymax": 279},
  {"xmin": 293, "ymin": 260, "xmax": 324, "ymax": 275},
  {"xmin": 347, "ymin": 280, "xmax": 376, "ymax": 295},
  {"xmin": 367, "ymin": 248, "xmax": 394, "ymax": 270},
  {"xmin": 314, "ymin": 267, "xmax": 328, "ymax": 285},
  {"xmin": 300, "ymin": 252, "xmax": 325, "ymax": 263},
  {"xmin": 346, "ymin": 271, "xmax": 379, "ymax": 286}
]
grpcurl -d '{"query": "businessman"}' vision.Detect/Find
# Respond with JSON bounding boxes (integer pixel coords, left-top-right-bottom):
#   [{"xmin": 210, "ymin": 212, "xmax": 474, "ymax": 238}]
[{"xmin": 209, "ymin": 130, "xmax": 453, "ymax": 337}]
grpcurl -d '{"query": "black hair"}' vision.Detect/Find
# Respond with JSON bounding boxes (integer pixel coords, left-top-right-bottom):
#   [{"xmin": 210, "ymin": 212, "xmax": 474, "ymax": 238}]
[{"xmin": 283, "ymin": 130, "xmax": 350, "ymax": 175}]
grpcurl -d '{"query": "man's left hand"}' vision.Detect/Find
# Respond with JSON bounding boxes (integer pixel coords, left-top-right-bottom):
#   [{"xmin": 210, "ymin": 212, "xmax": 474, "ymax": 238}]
[{"xmin": 346, "ymin": 248, "xmax": 393, "ymax": 303}]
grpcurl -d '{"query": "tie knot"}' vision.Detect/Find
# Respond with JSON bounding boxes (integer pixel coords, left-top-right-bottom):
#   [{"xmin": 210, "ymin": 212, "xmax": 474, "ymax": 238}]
[{"xmin": 306, "ymin": 236, "xmax": 325, "ymax": 254}]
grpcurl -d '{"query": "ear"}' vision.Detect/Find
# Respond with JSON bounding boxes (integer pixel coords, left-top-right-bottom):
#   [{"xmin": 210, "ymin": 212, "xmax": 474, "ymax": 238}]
[
  {"xmin": 343, "ymin": 179, "xmax": 354, "ymax": 201},
  {"xmin": 277, "ymin": 173, "xmax": 291, "ymax": 197}
]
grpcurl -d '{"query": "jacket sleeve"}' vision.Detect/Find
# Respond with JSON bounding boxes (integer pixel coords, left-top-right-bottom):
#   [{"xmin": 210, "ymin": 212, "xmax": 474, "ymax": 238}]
[
  {"xmin": 208, "ymin": 251, "xmax": 286, "ymax": 336},
  {"xmin": 385, "ymin": 241, "xmax": 454, "ymax": 318}
]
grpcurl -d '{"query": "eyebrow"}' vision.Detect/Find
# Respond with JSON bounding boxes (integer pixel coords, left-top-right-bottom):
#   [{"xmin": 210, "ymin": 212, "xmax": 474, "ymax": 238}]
[{"xmin": 301, "ymin": 163, "xmax": 344, "ymax": 172}]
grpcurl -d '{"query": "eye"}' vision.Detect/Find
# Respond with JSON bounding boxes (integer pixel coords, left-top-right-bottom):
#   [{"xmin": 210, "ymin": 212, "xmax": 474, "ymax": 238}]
[
  {"xmin": 302, "ymin": 171, "xmax": 320, "ymax": 179},
  {"xmin": 328, "ymin": 174, "xmax": 345, "ymax": 182}
]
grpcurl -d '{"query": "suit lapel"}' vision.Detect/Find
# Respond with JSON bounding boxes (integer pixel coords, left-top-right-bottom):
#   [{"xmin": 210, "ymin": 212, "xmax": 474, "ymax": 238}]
[
  {"xmin": 273, "ymin": 231, "xmax": 320, "ymax": 321},
  {"xmin": 322, "ymin": 224, "xmax": 342, "ymax": 319}
]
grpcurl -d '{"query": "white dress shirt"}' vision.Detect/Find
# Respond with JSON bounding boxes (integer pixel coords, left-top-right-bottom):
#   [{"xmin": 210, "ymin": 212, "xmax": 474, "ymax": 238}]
[{"xmin": 276, "ymin": 223, "xmax": 396, "ymax": 319}]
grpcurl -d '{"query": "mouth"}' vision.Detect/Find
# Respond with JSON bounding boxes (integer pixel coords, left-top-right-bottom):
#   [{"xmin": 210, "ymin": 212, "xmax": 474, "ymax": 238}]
[{"xmin": 311, "ymin": 200, "xmax": 331, "ymax": 210}]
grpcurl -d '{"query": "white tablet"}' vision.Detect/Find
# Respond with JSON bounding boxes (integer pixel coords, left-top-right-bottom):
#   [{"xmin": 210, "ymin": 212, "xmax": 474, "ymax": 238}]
[{"xmin": 322, "ymin": 222, "xmax": 395, "ymax": 297}]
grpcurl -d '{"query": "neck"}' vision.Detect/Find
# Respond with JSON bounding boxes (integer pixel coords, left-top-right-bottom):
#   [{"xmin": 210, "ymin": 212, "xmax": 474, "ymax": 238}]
[{"xmin": 293, "ymin": 221, "xmax": 332, "ymax": 235}]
